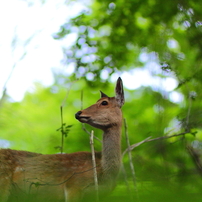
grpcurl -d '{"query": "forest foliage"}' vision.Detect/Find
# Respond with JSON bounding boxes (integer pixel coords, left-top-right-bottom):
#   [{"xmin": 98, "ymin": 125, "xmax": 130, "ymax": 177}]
[{"xmin": 1, "ymin": 0, "xmax": 202, "ymax": 201}]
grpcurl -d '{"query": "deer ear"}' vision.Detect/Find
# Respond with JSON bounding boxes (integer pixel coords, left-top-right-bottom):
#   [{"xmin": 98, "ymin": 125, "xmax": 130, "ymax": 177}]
[
  {"xmin": 100, "ymin": 91, "xmax": 109, "ymax": 98},
  {"xmin": 115, "ymin": 77, "xmax": 125, "ymax": 108}
]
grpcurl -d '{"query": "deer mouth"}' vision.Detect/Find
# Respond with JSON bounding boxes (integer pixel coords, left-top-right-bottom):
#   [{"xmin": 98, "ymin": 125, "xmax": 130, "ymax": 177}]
[
  {"xmin": 75, "ymin": 111, "xmax": 90, "ymax": 123},
  {"xmin": 77, "ymin": 116, "xmax": 90, "ymax": 123}
]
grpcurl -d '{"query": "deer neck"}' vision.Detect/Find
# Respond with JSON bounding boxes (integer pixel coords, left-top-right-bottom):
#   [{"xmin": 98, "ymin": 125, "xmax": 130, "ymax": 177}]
[{"xmin": 101, "ymin": 126, "xmax": 122, "ymax": 180}]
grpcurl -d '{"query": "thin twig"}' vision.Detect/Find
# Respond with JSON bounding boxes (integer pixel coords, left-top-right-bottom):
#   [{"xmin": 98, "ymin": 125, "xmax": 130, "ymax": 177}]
[
  {"xmin": 82, "ymin": 123, "xmax": 102, "ymax": 143},
  {"xmin": 82, "ymin": 123, "xmax": 91, "ymax": 135},
  {"xmin": 0, "ymin": 88, "xmax": 7, "ymax": 108},
  {"xmin": 1, "ymin": 28, "xmax": 43, "ymax": 102},
  {"xmin": 124, "ymin": 118, "xmax": 137, "ymax": 196},
  {"xmin": 59, "ymin": 81, "xmax": 76, "ymax": 153},
  {"xmin": 61, "ymin": 81, "xmax": 76, "ymax": 108},
  {"xmin": 185, "ymin": 92, "xmax": 193, "ymax": 132},
  {"xmin": 0, "ymin": 63, "xmax": 16, "ymax": 107},
  {"xmin": 187, "ymin": 145, "xmax": 202, "ymax": 176},
  {"xmin": 60, "ymin": 106, "xmax": 64, "ymax": 154},
  {"xmin": 60, "ymin": 85, "xmax": 71, "ymax": 153},
  {"xmin": 121, "ymin": 164, "xmax": 133, "ymax": 200},
  {"xmin": 80, "ymin": 90, "xmax": 83, "ymax": 110},
  {"xmin": 122, "ymin": 132, "xmax": 190, "ymax": 156},
  {"xmin": 90, "ymin": 130, "xmax": 99, "ymax": 201}
]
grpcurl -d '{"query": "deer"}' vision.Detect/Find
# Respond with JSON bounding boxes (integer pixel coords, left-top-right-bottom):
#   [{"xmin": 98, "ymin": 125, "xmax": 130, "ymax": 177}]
[{"xmin": 0, "ymin": 77, "xmax": 125, "ymax": 202}]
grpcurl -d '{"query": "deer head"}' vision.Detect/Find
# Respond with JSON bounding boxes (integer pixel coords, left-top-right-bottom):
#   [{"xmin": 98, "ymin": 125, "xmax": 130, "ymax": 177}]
[{"xmin": 75, "ymin": 77, "xmax": 124, "ymax": 131}]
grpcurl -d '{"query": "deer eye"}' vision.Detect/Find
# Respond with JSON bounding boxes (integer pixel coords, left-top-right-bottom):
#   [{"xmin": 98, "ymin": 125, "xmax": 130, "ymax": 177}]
[{"xmin": 101, "ymin": 101, "xmax": 108, "ymax": 106}]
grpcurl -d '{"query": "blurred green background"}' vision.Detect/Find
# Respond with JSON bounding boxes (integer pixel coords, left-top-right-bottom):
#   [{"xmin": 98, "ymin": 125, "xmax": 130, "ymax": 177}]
[{"xmin": 1, "ymin": 0, "xmax": 202, "ymax": 201}]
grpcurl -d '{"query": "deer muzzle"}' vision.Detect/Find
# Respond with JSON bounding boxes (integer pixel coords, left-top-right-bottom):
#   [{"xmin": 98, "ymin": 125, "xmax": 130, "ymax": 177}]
[{"xmin": 75, "ymin": 111, "xmax": 90, "ymax": 123}]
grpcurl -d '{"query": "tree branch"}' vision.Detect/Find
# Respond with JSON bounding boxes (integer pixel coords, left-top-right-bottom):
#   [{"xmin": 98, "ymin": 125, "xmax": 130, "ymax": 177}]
[
  {"xmin": 123, "ymin": 118, "xmax": 137, "ymax": 196},
  {"xmin": 122, "ymin": 132, "xmax": 190, "ymax": 156},
  {"xmin": 90, "ymin": 130, "xmax": 99, "ymax": 201},
  {"xmin": 187, "ymin": 145, "xmax": 202, "ymax": 176}
]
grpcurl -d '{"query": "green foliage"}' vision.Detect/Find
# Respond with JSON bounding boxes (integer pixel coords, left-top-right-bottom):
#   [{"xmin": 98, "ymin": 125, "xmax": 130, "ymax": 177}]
[
  {"xmin": 53, "ymin": 0, "xmax": 202, "ymax": 199},
  {"xmin": 2, "ymin": 0, "xmax": 202, "ymax": 200},
  {"xmin": 54, "ymin": 0, "xmax": 202, "ymax": 87},
  {"xmin": 1, "ymin": 79, "xmax": 202, "ymax": 201},
  {"xmin": 0, "ymin": 80, "xmax": 112, "ymax": 153}
]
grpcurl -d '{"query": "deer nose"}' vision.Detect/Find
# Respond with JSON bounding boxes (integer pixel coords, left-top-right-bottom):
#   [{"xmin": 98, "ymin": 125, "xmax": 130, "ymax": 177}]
[{"xmin": 75, "ymin": 111, "xmax": 82, "ymax": 119}]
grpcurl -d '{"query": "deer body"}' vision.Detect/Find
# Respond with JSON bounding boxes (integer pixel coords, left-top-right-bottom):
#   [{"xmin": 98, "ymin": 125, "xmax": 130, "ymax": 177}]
[{"xmin": 0, "ymin": 77, "xmax": 124, "ymax": 202}]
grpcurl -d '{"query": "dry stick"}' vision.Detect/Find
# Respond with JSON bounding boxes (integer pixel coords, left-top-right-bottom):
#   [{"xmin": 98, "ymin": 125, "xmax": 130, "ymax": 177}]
[
  {"xmin": 0, "ymin": 88, "xmax": 7, "ymax": 108},
  {"xmin": 123, "ymin": 118, "xmax": 138, "ymax": 199},
  {"xmin": 60, "ymin": 88, "xmax": 70, "ymax": 154},
  {"xmin": 186, "ymin": 145, "xmax": 202, "ymax": 176},
  {"xmin": 90, "ymin": 130, "xmax": 99, "ymax": 201},
  {"xmin": 80, "ymin": 90, "xmax": 83, "ymax": 110},
  {"xmin": 185, "ymin": 92, "xmax": 193, "ymax": 133},
  {"xmin": 0, "ymin": 59, "xmax": 17, "ymax": 107},
  {"xmin": 121, "ymin": 164, "xmax": 132, "ymax": 199},
  {"xmin": 186, "ymin": 96, "xmax": 191, "ymax": 130},
  {"xmin": 60, "ymin": 106, "xmax": 64, "ymax": 154},
  {"xmin": 122, "ymin": 132, "xmax": 189, "ymax": 156},
  {"xmin": 1, "ymin": 26, "xmax": 44, "ymax": 104},
  {"xmin": 124, "ymin": 119, "xmax": 136, "ymax": 182},
  {"xmin": 60, "ymin": 81, "xmax": 76, "ymax": 153},
  {"xmin": 184, "ymin": 94, "xmax": 202, "ymax": 175},
  {"xmin": 0, "ymin": 28, "xmax": 43, "ymax": 105},
  {"xmin": 82, "ymin": 123, "xmax": 102, "ymax": 143}
]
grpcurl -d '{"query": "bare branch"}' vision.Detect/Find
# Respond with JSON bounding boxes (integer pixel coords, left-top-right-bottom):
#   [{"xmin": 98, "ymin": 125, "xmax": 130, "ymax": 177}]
[
  {"xmin": 184, "ymin": 91, "xmax": 193, "ymax": 132},
  {"xmin": 122, "ymin": 132, "xmax": 189, "ymax": 156},
  {"xmin": 80, "ymin": 90, "xmax": 83, "ymax": 111},
  {"xmin": 0, "ymin": 28, "xmax": 44, "ymax": 104},
  {"xmin": 0, "ymin": 88, "xmax": 7, "ymax": 108},
  {"xmin": 90, "ymin": 130, "xmax": 99, "ymax": 201},
  {"xmin": 187, "ymin": 145, "xmax": 202, "ymax": 176},
  {"xmin": 120, "ymin": 164, "xmax": 133, "ymax": 200},
  {"xmin": 0, "ymin": 62, "xmax": 17, "ymax": 106},
  {"xmin": 60, "ymin": 106, "xmax": 64, "ymax": 154},
  {"xmin": 123, "ymin": 118, "xmax": 137, "ymax": 196},
  {"xmin": 58, "ymin": 81, "xmax": 76, "ymax": 153},
  {"xmin": 82, "ymin": 123, "xmax": 102, "ymax": 143}
]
